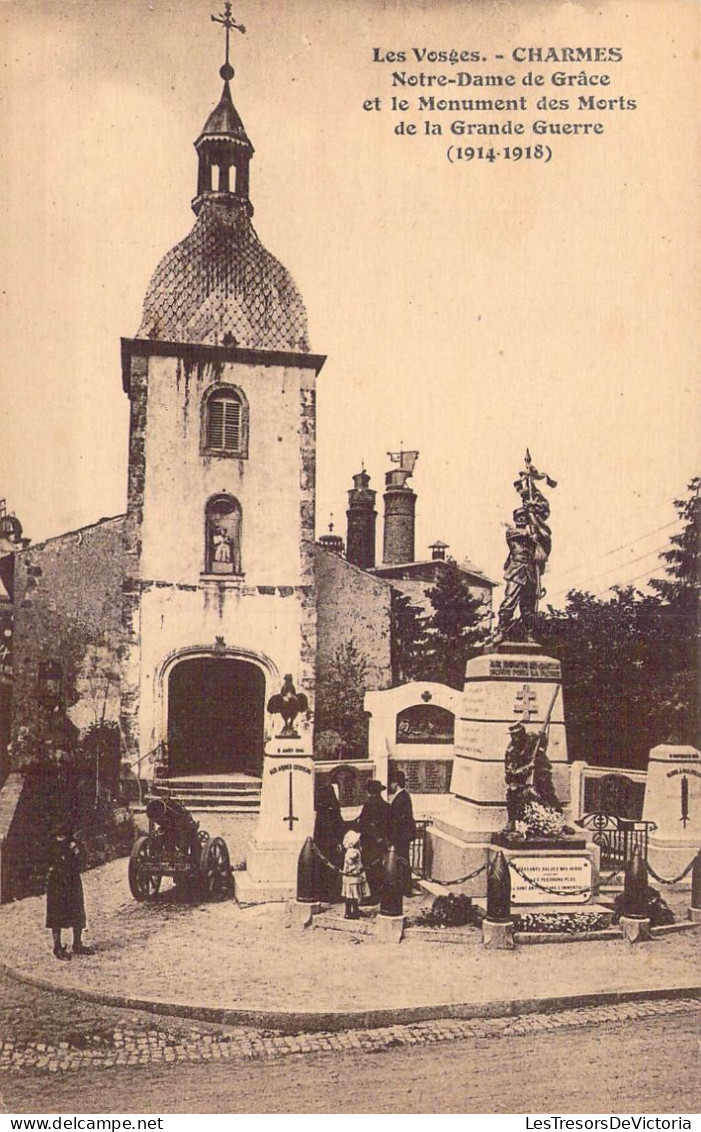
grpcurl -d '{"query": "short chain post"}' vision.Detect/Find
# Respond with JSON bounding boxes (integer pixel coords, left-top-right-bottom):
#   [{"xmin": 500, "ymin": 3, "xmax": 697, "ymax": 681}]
[
  {"xmin": 483, "ymin": 850, "xmax": 515, "ymax": 950},
  {"xmin": 291, "ymin": 837, "xmax": 321, "ymax": 928},
  {"xmin": 620, "ymin": 849, "xmax": 651, "ymax": 943},
  {"xmin": 376, "ymin": 847, "xmax": 405, "ymax": 943}
]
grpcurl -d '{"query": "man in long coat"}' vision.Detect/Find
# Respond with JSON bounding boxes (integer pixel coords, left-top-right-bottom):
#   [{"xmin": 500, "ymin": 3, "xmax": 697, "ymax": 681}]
[
  {"xmin": 357, "ymin": 779, "xmax": 391, "ymax": 903},
  {"xmin": 389, "ymin": 771, "xmax": 416, "ymax": 895}
]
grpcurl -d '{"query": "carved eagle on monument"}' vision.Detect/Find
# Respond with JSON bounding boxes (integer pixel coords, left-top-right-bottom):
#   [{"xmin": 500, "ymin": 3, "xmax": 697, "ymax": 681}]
[{"xmin": 267, "ymin": 675, "xmax": 309, "ymax": 738}]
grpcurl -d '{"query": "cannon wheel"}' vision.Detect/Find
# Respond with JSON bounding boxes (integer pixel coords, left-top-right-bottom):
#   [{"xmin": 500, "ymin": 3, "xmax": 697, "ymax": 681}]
[
  {"xmin": 128, "ymin": 835, "xmax": 162, "ymax": 901},
  {"xmin": 199, "ymin": 837, "xmax": 231, "ymax": 901}
]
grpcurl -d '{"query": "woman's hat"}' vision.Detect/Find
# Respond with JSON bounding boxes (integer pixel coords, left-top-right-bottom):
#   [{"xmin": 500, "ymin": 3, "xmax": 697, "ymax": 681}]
[{"xmin": 343, "ymin": 829, "xmax": 361, "ymax": 849}]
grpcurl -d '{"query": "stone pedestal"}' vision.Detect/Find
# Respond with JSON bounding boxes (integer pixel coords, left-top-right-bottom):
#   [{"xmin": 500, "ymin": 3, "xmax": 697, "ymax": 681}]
[
  {"xmin": 446, "ymin": 645, "xmax": 569, "ymax": 836},
  {"xmin": 239, "ymin": 737, "xmax": 315, "ymax": 902},
  {"xmin": 482, "ymin": 918, "xmax": 515, "ymax": 950},
  {"xmin": 374, "ymin": 913, "xmax": 405, "ymax": 944},
  {"xmin": 288, "ymin": 900, "xmax": 320, "ymax": 929},
  {"xmin": 619, "ymin": 915, "xmax": 652, "ymax": 943},
  {"xmin": 643, "ymin": 745, "xmax": 701, "ymax": 885},
  {"xmin": 429, "ymin": 645, "xmax": 570, "ymax": 888}
]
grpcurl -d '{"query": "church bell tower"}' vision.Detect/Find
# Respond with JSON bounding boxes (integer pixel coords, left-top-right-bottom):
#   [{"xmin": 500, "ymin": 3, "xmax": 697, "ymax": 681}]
[{"xmin": 120, "ymin": 5, "xmax": 325, "ymax": 780}]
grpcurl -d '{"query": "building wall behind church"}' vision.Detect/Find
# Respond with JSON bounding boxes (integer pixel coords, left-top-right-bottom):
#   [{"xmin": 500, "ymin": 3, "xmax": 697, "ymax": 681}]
[
  {"xmin": 315, "ymin": 547, "xmax": 393, "ymax": 746},
  {"xmin": 11, "ymin": 516, "xmax": 126, "ymax": 755}
]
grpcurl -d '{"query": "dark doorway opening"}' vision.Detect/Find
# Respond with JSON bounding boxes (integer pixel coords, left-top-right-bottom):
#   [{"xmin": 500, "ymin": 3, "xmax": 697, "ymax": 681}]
[{"xmin": 167, "ymin": 657, "xmax": 265, "ymax": 777}]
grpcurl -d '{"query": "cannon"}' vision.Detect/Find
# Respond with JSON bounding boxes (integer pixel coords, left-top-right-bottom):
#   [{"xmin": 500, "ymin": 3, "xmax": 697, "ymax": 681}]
[{"xmin": 128, "ymin": 794, "xmax": 232, "ymax": 902}]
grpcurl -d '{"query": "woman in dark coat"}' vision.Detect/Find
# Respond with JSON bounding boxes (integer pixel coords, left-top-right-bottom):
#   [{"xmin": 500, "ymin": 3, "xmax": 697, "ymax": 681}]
[
  {"xmin": 313, "ymin": 783, "xmax": 345, "ymax": 902},
  {"xmin": 357, "ymin": 779, "xmax": 391, "ymax": 903},
  {"xmin": 46, "ymin": 828, "xmax": 92, "ymax": 959}
]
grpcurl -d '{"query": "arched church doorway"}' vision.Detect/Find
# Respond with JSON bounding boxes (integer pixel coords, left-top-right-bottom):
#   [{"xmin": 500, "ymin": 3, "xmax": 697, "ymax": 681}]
[{"xmin": 167, "ymin": 657, "xmax": 265, "ymax": 777}]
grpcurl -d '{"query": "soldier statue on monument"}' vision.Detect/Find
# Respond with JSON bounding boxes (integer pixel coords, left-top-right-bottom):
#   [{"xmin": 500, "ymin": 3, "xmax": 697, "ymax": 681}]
[{"xmin": 491, "ymin": 450, "xmax": 557, "ymax": 644}]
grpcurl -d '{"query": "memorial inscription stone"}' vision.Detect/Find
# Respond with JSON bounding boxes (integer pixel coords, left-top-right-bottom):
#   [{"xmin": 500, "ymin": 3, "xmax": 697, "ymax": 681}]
[{"xmin": 509, "ymin": 855, "xmax": 592, "ymax": 904}]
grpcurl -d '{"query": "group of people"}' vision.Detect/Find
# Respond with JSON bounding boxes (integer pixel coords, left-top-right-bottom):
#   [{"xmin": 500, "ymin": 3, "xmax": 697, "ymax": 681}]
[
  {"xmin": 44, "ymin": 769, "xmax": 415, "ymax": 953},
  {"xmin": 313, "ymin": 772, "xmax": 416, "ymax": 920}
]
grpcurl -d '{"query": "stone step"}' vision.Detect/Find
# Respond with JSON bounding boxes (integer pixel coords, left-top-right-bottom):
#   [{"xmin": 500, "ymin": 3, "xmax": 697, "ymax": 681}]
[
  {"xmin": 313, "ymin": 906, "xmax": 377, "ymax": 936},
  {"xmin": 170, "ymin": 800, "xmax": 260, "ymax": 811},
  {"xmin": 155, "ymin": 778, "xmax": 261, "ymax": 787},
  {"xmin": 164, "ymin": 791, "xmax": 259, "ymax": 803},
  {"xmin": 148, "ymin": 778, "xmax": 262, "ymax": 815}
]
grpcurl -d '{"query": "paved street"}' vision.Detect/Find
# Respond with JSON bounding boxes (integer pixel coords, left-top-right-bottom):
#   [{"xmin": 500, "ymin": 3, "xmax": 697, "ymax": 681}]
[{"xmin": 0, "ymin": 973, "xmax": 698, "ymax": 1113}]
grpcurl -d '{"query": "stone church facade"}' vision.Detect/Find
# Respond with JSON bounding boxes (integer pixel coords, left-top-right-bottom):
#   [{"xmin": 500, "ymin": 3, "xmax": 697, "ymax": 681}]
[{"xmin": 4, "ymin": 55, "xmax": 493, "ymax": 787}]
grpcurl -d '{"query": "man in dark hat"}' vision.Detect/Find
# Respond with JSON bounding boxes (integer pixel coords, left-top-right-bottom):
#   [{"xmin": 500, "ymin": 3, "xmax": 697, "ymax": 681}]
[
  {"xmin": 389, "ymin": 771, "xmax": 416, "ymax": 895},
  {"xmin": 357, "ymin": 779, "xmax": 391, "ymax": 903}
]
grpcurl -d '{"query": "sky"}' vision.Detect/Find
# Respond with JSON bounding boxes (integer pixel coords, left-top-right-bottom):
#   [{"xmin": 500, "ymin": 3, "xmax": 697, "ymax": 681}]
[{"xmin": 1, "ymin": 0, "xmax": 698, "ymax": 605}]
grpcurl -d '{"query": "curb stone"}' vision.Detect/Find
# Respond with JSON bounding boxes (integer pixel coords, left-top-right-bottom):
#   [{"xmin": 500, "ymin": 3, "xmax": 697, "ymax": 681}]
[{"xmin": 1, "ymin": 958, "xmax": 698, "ymax": 1035}]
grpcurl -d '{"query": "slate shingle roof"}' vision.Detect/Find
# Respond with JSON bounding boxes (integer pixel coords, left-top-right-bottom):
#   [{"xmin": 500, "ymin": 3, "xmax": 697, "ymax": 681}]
[{"xmin": 138, "ymin": 201, "xmax": 309, "ymax": 352}]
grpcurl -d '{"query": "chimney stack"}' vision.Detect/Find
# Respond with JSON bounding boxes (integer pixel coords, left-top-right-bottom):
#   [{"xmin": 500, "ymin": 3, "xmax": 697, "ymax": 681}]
[
  {"xmin": 382, "ymin": 451, "xmax": 419, "ymax": 565},
  {"xmin": 429, "ymin": 540, "xmax": 449, "ymax": 561},
  {"xmin": 346, "ymin": 470, "xmax": 376, "ymax": 568}
]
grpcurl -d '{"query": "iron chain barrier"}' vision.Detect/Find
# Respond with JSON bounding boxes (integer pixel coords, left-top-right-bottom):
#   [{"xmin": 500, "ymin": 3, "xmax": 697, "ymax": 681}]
[
  {"xmin": 307, "ymin": 842, "xmax": 699, "ymax": 894},
  {"xmin": 645, "ymin": 856, "xmax": 697, "ymax": 887},
  {"xmin": 423, "ymin": 862, "xmax": 489, "ymax": 886},
  {"xmin": 309, "ymin": 839, "xmax": 490, "ymax": 888}
]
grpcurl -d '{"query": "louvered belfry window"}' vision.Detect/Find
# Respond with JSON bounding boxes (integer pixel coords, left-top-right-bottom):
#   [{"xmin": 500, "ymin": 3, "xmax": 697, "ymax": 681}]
[{"xmin": 206, "ymin": 392, "xmax": 242, "ymax": 453}]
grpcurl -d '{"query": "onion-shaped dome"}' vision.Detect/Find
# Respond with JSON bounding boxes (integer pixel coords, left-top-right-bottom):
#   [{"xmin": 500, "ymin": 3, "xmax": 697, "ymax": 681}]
[{"xmin": 137, "ymin": 79, "xmax": 309, "ymax": 352}]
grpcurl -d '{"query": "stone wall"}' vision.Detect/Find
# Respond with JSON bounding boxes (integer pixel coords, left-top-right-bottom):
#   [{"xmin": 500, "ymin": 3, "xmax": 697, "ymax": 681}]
[
  {"xmin": 11, "ymin": 516, "xmax": 127, "ymax": 750},
  {"xmin": 315, "ymin": 547, "xmax": 394, "ymax": 749}
]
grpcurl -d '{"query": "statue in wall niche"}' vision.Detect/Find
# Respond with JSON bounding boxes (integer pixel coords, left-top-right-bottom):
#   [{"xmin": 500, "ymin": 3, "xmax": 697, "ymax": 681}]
[
  {"xmin": 213, "ymin": 527, "xmax": 232, "ymax": 564},
  {"xmin": 491, "ymin": 450, "xmax": 556, "ymax": 644},
  {"xmin": 267, "ymin": 675, "xmax": 309, "ymax": 738},
  {"xmin": 206, "ymin": 498, "xmax": 242, "ymax": 574},
  {"xmin": 500, "ymin": 687, "xmax": 574, "ymax": 842}
]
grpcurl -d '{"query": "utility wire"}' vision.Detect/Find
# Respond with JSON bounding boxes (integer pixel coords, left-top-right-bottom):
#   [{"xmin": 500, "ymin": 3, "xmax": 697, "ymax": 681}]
[
  {"xmin": 547, "ymin": 517, "xmax": 682, "ymax": 584},
  {"xmin": 592, "ymin": 567, "xmax": 667, "ymax": 599},
  {"xmin": 548, "ymin": 542, "xmax": 670, "ymax": 599},
  {"xmin": 548, "ymin": 566, "xmax": 667, "ymax": 605}
]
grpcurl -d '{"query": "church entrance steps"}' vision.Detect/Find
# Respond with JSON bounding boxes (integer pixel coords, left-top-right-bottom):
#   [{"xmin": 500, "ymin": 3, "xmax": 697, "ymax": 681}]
[{"xmin": 151, "ymin": 774, "xmax": 262, "ymax": 814}]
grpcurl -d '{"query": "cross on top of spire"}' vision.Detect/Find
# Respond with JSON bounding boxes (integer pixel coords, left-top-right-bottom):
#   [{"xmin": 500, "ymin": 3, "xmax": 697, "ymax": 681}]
[{"xmin": 211, "ymin": 2, "xmax": 246, "ymax": 82}]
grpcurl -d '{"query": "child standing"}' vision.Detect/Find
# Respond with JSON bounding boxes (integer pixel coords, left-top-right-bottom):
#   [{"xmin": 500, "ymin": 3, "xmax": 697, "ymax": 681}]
[{"xmin": 341, "ymin": 829, "xmax": 368, "ymax": 920}]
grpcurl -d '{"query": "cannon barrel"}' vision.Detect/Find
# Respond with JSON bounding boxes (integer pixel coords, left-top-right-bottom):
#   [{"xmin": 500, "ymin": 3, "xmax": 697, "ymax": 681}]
[{"xmin": 145, "ymin": 795, "xmax": 201, "ymax": 851}]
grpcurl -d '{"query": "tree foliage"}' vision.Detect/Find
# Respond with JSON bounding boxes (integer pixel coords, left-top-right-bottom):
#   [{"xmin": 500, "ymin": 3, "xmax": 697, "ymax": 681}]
[
  {"xmin": 394, "ymin": 559, "xmax": 488, "ymax": 689},
  {"xmin": 390, "ymin": 591, "xmax": 427, "ymax": 685},
  {"xmin": 649, "ymin": 476, "xmax": 700, "ymax": 609},
  {"xmin": 315, "ymin": 640, "xmax": 369, "ymax": 758},
  {"xmin": 424, "ymin": 560, "xmax": 488, "ymax": 688},
  {"xmin": 539, "ymin": 478, "xmax": 700, "ymax": 767}
]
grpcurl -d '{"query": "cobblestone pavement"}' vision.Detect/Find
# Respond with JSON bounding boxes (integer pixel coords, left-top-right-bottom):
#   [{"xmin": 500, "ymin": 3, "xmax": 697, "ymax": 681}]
[{"xmin": 1, "ymin": 995, "xmax": 697, "ymax": 1076}]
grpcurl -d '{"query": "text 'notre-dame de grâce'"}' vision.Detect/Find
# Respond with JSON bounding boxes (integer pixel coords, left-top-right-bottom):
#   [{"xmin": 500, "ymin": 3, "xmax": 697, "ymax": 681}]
[{"xmin": 363, "ymin": 45, "xmax": 638, "ymax": 163}]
